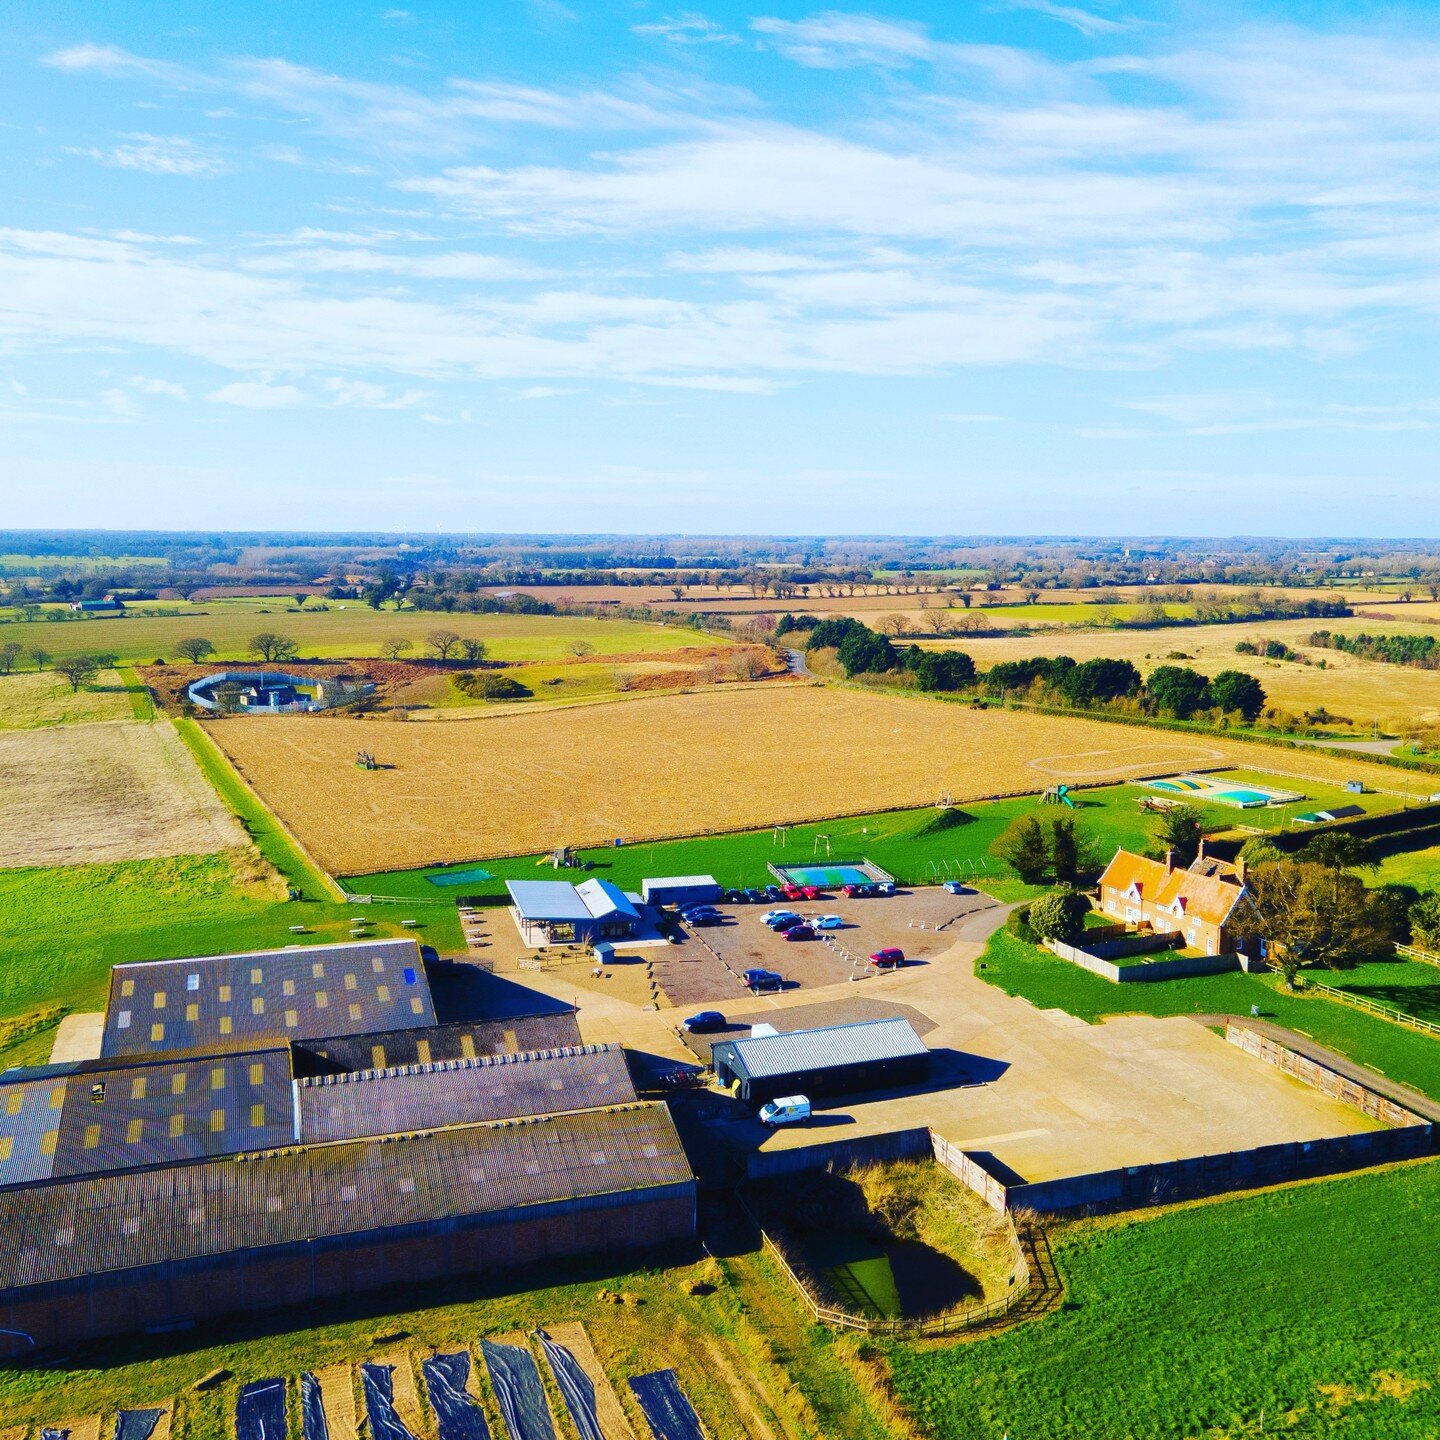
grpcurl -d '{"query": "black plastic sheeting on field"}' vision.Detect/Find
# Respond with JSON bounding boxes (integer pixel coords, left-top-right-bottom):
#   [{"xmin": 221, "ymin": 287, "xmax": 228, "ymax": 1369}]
[
  {"xmin": 41, "ymin": 1429, "xmax": 71, "ymax": 1440},
  {"xmin": 421, "ymin": 1352, "xmax": 491, "ymax": 1440},
  {"xmin": 535, "ymin": 1331, "xmax": 602, "ymax": 1440},
  {"xmin": 299, "ymin": 1374, "xmax": 329, "ymax": 1440},
  {"xmin": 627, "ymin": 1370, "xmax": 706, "ymax": 1440},
  {"xmin": 235, "ymin": 1378, "xmax": 288, "ymax": 1440},
  {"xmin": 480, "ymin": 1340, "xmax": 556, "ymax": 1440},
  {"xmin": 360, "ymin": 1364, "xmax": 418, "ymax": 1440},
  {"xmin": 113, "ymin": 1410, "xmax": 165, "ymax": 1440}
]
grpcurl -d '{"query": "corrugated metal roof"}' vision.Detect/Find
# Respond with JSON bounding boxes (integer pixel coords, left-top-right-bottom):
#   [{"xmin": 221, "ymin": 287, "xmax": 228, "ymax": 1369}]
[
  {"xmin": 574, "ymin": 879, "xmax": 639, "ymax": 922},
  {"xmin": 101, "ymin": 939, "xmax": 435, "ymax": 1059},
  {"xmin": 295, "ymin": 1012, "xmax": 583, "ymax": 1073},
  {"xmin": 506, "ymin": 882, "xmax": 594, "ymax": 922},
  {"xmin": 0, "ymin": 1104, "xmax": 693, "ymax": 1294},
  {"xmin": 0, "ymin": 1050, "xmax": 296, "ymax": 1187},
  {"xmin": 711, "ymin": 1018, "xmax": 927, "ymax": 1080},
  {"xmin": 641, "ymin": 876, "xmax": 718, "ymax": 892},
  {"xmin": 297, "ymin": 1045, "xmax": 636, "ymax": 1144}
]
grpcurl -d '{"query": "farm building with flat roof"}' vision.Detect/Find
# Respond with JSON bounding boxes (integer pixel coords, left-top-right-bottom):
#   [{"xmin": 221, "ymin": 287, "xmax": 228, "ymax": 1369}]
[
  {"xmin": 641, "ymin": 875, "xmax": 722, "ymax": 907},
  {"xmin": 506, "ymin": 878, "xmax": 641, "ymax": 947},
  {"xmin": 710, "ymin": 1018, "xmax": 929, "ymax": 1107},
  {"xmin": 0, "ymin": 943, "xmax": 694, "ymax": 1354}
]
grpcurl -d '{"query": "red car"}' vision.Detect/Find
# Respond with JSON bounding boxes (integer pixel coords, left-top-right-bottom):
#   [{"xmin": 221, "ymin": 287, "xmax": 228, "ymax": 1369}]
[
  {"xmin": 782, "ymin": 885, "xmax": 804, "ymax": 901},
  {"xmin": 800, "ymin": 885, "xmax": 821, "ymax": 900},
  {"xmin": 868, "ymin": 947, "xmax": 905, "ymax": 969},
  {"xmin": 785, "ymin": 923, "xmax": 816, "ymax": 941}
]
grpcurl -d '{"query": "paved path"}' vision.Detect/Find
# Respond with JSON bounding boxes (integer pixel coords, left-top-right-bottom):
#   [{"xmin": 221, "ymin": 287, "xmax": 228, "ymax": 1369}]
[
  {"xmin": 1187, "ymin": 1012, "xmax": 1440, "ymax": 1122},
  {"xmin": 784, "ymin": 648, "xmax": 811, "ymax": 677}
]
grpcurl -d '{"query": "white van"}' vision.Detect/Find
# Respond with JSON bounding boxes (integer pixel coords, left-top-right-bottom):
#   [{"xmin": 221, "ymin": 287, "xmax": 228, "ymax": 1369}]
[{"xmin": 758, "ymin": 1095, "xmax": 811, "ymax": 1127}]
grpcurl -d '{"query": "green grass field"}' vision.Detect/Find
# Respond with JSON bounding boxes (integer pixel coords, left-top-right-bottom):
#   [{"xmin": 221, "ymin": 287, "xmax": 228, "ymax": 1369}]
[
  {"xmin": 973, "ymin": 601, "xmax": 1193, "ymax": 624},
  {"xmin": 0, "ymin": 606, "xmax": 723, "ymax": 665},
  {"xmin": 978, "ymin": 929, "xmax": 1440, "ymax": 1098},
  {"xmin": 0, "ymin": 669, "xmax": 133, "ymax": 728},
  {"xmin": 889, "ymin": 1159, "xmax": 1440, "ymax": 1439}
]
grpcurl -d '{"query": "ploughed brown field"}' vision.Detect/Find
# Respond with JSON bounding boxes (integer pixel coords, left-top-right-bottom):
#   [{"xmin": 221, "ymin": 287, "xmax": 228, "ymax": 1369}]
[{"xmin": 202, "ymin": 685, "xmax": 1414, "ymax": 875}]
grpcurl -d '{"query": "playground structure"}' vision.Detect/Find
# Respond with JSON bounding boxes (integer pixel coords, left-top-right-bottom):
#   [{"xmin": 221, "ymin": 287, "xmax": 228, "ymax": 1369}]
[
  {"xmin": 540, "ymin": 845, "xmax": 588, "ymax": 870},
  {"xmin": 355, "ymin": 750, "xmax": 377, "ymax": 771},
  {"xmin": 1041, "ymin": 784, "xmax": 1076, "ymax": 808},
  {"xmin": 772, "ymin": 824, "xmax": 792, "ymax": 847}
]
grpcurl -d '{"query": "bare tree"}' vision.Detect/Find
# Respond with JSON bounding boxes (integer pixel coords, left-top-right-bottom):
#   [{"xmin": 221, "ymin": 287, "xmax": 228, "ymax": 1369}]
[
  {"xmin": 459, "ymin": 637, "xmax": 487, "ymax": 664},
  {"xmin": 426, "ymin": 629, "xmax": 462, "ymax": 662},
  {"xmin": 54, "ymin": 654, "xmax": 100, "ymax": 692},
  {"xmin": 567, "ymin": 639, "xmax": 596, "ymax": 660},
  {"xmin": 29, "ymin": 646, "xmax": 51, "ymax": 672},
  {"xmin": 248, "ymin": 632, "xmax": 299, "ymax": 663},
  {"xmin": 0, "ymin": 642, "xmax": 21, "ymax": 674},
  {"xmin": 380, "ymin": 637, "xmax": 414, "ymax": 661},
  {"xmin": 174, "ymin": 637, "xmax": 216, "ymax": 664}
]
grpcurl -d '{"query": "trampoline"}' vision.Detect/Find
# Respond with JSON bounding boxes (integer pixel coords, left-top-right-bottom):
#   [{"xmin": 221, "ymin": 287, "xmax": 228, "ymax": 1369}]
[
  {"xmin": 480, "ymin": 1340, "xmax": 556, "ymax": 1440},
  {"xmin": 425, "ymin": 867, "xmax": 496, "ymax": 889},
  {"xmin": 422, "ymin": 1352, "xmax": 491, "ymax": 1440},
  {"xmin": 769, "ymin": 860, "xmax": 892, "ymax": 890},
  {"xmin": 236, "ymin": 1378, "xmax": 288, "ymax": 1440},
  {"xmin": 627, "ymin": 1371, "xmax": 705, "ymax": 1440}
]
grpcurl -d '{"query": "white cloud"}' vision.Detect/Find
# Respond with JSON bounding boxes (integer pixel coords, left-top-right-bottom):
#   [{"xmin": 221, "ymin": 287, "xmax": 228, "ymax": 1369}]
[
  {"xmin": 1006, "ymin": 0, "xmax": 1137, "ymax": 38},
  {"xmin": 323, "ymin": 377, "xmax": 429, "ymax": 407},
  {"xmin": 207, "ymin": 381, "xmax": 306, "ymax": 407},
  {"xmin": 42, "ymin": 43, "xmax": 194, "ymax": 85},
  {"xmin": 99, "ymin": 387, "xmax": 137, "ymax": 417},
  {"xmin": 516, "ymin": 385, "xmax": 573, "ymax": 399},
  {"xmin": 74, "ymin": 134, "xmax": 224, "ymax": 176},
  {"xmin": 633, "ymin": 14, "xmax": 741, "ymax": 46},
  {"xmin": 130, "ymin": 376, "xmax": 188, "ymax": 399}
]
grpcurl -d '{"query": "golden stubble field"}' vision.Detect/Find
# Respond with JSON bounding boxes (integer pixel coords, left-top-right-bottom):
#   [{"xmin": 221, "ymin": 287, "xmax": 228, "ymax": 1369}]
[
  {"xmin": 203, "ymin": 685, "xmax": 1418, "ymax": 875},
  {"xmin": 0, "ymin": 721, "xmax": 246, "ymax": 869},
  {"xmin": 926, "ymin": 617, "xmax": 1440, "ymax": 731}
]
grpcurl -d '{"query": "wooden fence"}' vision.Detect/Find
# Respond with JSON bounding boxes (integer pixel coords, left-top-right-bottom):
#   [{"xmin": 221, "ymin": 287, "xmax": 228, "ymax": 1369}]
[
  {"xmin": 1397, "ymin": 943, "xmax": 1440, "ymax": 970},
  {"xmin": 1299, "ymin": 977, "xmax": 1440, "ymax": 1038}
]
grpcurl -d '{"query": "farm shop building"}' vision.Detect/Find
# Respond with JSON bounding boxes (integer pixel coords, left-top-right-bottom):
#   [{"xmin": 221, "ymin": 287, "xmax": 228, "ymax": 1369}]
[
  {"xmin": 506, "ymin": 879, "xmax": 641, "ymax": 948},
  {"xmin": 0, "ymin": 939, "xmax": 694, "ymax": 1353},
  {"xmin": 711, "ymin": 1018, "xmax": 929, "ymax": 1107}
]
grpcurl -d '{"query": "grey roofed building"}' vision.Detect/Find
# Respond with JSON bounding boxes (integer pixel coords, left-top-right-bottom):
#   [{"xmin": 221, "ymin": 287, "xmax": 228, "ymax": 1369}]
[
  {"xmin": 295, "ymin": 1010, "xmax": 583, "ymax": 1074},
  {"xmin": 640, "ymin": 875, "xmax": 722, "ymax": 907},
  {"xmin": 710, "ymin": 1017, "xmax": 929, "ymax": 1106},
  {"xmin": 507, "ymin": 879, "xmax": 641, "ymax": 948},
  {"xmin": 0, "ymin": 1103, "xmax": 693, "ymax": 1295},
  {"xmin": 297, "ymin": 1043, "xmax": 636, "ymax": 1144},
  {"xmin": 100, "ymin": 938, "xmax": 436, "ymax": 1059}
]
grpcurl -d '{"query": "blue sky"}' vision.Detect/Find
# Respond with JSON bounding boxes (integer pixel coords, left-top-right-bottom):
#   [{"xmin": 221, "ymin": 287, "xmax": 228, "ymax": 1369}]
[{"xmin": 2, "ymin": 0, "xmax": 1439, "ymax": 535}]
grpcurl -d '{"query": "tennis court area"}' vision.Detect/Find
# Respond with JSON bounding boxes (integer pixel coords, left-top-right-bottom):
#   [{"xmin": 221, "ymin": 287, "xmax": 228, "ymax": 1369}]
[
  {"xmin": 769, "ymin": 860, "xmax": 893, "ymax": 889},
  {"xmin": 1144, "ymin": 774, "xmax": 1304, "ymax": 809}
]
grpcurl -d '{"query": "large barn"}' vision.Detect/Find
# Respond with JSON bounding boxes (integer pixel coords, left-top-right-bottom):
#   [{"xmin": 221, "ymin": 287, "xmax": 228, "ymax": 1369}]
[{"xmin": 0, "ymin": 938, "xmax": 695, "ymax": 1354}]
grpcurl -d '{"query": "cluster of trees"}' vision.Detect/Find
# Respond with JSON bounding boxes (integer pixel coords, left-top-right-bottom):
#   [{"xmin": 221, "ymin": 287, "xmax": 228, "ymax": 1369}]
[
  {"xmin": 1309, "ymin": 631, "xmax": 1440, "ymax": 669},
  {"xmin": 1235, "ymin": 638, "xmax": 1299, "ymax": 661},
  {"xmin": 451, "ymin": 671, "xmax": 530, "ymax": 701},
  {"xmin": 804, "ymin": 619, "xmax": 976, "ymax": 691},
  {"xmin": 0, "ymin": 641, "xmax": 121, "ymax": 688},
  {"xmin": 982, "ymin": 653, "xmax": 1266, "ymax": 722},
  {"xmin": 991, "ymin": 813, "xmax": 1096, "ymax": 886}
]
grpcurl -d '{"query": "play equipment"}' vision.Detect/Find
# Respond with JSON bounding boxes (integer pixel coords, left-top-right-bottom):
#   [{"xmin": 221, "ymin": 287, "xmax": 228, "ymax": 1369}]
[
  {"xmin": 355, "ymin": 750, "xmax": 377, "ymax": 771},
  {"xmin": 813, "ymin": 833, "xmax": 832, "ymax": 857},
  {"xmin": 772, "ymin": 824, "xmax": 791, "ymax": 847},
  {"xmin": 1041, "ymin": 784, "xmax": 1075, "ymax": 808},
  {"xmin": 539, "ymin": 845, "xmax": 583, "ymax": 869},
  {"xmin": 935, "ymin": 790, "xmax": 953, "ymax": 809}
]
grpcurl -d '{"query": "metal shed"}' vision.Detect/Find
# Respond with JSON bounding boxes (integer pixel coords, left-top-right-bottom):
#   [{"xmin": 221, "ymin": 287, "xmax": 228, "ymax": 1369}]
[
  {"xmin": 710, "ymin": 1018, "xmax": 929, "ymax": 1107},
  {"xmin": 641, "ymin": 876, "xmax": 722, "ymax": 908}
]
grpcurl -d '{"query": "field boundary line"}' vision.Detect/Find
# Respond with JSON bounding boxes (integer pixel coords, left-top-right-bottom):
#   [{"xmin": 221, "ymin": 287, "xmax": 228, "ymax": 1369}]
[
  {"xmin": 1397, "ymin": 944, "xmax": 1440, "ymax": 969},
  {"xmin": 1301, "ymin": 978, "xmax": 1440, "ymax": 1038},
  {"xmin": 114, "ymin": 666, "xmax": 156, "ymax": 721},
  {"xmin": 174, "ymin": 717, "xmax": 346, "ymax": 902}
]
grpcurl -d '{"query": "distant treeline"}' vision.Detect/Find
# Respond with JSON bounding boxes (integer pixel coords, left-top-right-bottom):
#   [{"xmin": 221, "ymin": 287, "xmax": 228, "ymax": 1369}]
[{"xmin": 1309, "ymin": 630, "xmax": 1440, "ymax": 669}]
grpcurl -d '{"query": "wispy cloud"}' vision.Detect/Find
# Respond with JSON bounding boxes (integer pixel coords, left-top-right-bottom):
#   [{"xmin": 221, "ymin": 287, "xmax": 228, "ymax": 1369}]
[
  {"xmin": 72, "ymin": 133, "xmax": 225, "ymax": 176},
  {"xmin": 633, "ymin": 13, "xmax": 741, "ymax": 46},
  {"xmin": 1006, "ymin": 0, "xmax": 1138, "ymax": 38},
  {"xmin": 208, "ymin": 381, "xmax": 306, "ymax": 407}
]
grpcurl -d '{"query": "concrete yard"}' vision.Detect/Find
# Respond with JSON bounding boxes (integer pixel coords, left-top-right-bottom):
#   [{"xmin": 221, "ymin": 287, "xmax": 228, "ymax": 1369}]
[{"xmin": 499, "ymin": 888, "xmax": 1388, "ymax": 1191}]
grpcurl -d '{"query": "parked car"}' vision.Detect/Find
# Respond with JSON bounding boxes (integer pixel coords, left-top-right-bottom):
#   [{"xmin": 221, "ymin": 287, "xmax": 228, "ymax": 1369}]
[
  {"xmin": 942, "ymin": 879, "xmax": 967, "ymax": 895},
  {"xmin": 679, "ymin": 904, "xmax": 719, "ymax": 919},
  {"xmin": 688, "ymin": 912, "xmax": 723, "ymax": 927},
  {"xmin": 743, "ymin": 968, "xmax": 784, "ymax": 992},
  {"xmin": 784, "ymin": 923, "xmax": 816, "ymax": 941},
  {"xmin": 724, "ymin": 889, "xmax": 746, "ymax": 904},
  {"xmin": 759, "ymin": 1095, "xmax": 811, "ymax": 1126},
  {"xmin": 813, "ymin": 914, "xmax": 844, "ymax": 930},
  {"xmin": 761, "ymin": 908, "xmax": 799, "ymax": 925},
  {"xmin": 764, "ymin": 884, "xmax": 784, "ymax": 901},
  {"xmin": 682, "ymin": 1010, "xmax": 726, "ymax": 1033},
  {"xmin": 869, "ymin": 947, "xmax": 905, "ymax": 969},
  {"xmin": 744, "ymin": 887, "xmax": 768, "ymax": 903},
  {"xmin": 781, "ymin": 884, "xmax": 804, "ymax": 901},
  {"xmin": 843, "ymin": 882, "xmax": 873, "ymax": 898},
  {"xmin": 800, "ymin": 885, "xmax": 821, "ymax": 901},
  {"xmin": 770, "ymin": 915, "xmax": 805, "ymax": 933},
  {"xmin": 876, "ymin": 881, "xmax": 896, "ymax": 896}
]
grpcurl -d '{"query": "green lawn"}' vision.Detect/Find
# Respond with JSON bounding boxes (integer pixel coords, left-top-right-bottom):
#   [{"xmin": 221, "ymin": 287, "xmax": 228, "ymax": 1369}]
[
  {"xmin": 352, "ymin": 784, "xmax": 1193, "ymax": 904},
  {"xmin": 0, "ymin": 606, "xmax": 723, "ymax": 664},
  {"xmin": 1312, "ymin": 957, "xmax": 1440, "ymax": 1024},
  {"xmin": 889, "ymin": 1158, "xmax": 1440, "ymax": 1439},
  {"xmin": 0, "ymin": 1243, "xmax": 891, "ymax": 1440},
  {"xmin": 978, "ymin": 929, "xmax": 1440, "ymax": 1098}
]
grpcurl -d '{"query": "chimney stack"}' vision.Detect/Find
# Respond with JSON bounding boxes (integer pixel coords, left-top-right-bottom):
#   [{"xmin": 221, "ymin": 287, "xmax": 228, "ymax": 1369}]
[
  {"xmin": 1196, "ymin": 837, "xmax": 1206, "ymax": 863},
  {"xmin": 1164, "ymin": 847, "xmax": 1174, "ymax": 874}
]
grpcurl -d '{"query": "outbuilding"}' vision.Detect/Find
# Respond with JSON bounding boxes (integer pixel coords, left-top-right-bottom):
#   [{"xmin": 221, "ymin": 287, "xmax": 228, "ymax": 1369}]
[
  {"xmin": 507, "ymin": 878, "xmax": 641, "ymax": 947},
  {"xmin": 642, "ymin": 875, "xmax": 723, "ymax": 908},
  {"xmin": 710, "ymin": 1017, "xmax": 929, "ymax": 1107}
]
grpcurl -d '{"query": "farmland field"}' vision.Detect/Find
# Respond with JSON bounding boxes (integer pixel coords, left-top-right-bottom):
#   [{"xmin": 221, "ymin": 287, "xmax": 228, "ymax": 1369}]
[
  {"xmin": 0, "ymin": 720, "xmax": 245, "ymax": 868},
  {"xmin": 928, "ymin": 615, "xmax": 1440, "ymax": 731},
  {"xmin": 0, "ymin": 607, "xmax": 724, "ymax": 665},
  {"xmin": 890, "ymin": 1159, "xmax": 1440, "ymax": 1439},
  {"xmin": 203, "ymin": 683, "xmax": 1419, "ymax": 874},
  {"xmin": 0, "ymin": 669, "xmax": 133, "ymax": 728}
]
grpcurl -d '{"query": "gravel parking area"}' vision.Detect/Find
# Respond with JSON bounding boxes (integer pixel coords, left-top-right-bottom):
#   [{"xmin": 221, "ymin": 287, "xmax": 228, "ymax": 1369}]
[{"xmin": 652, "ymin": 887, "xmax": 996, "ymax": 1009}]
